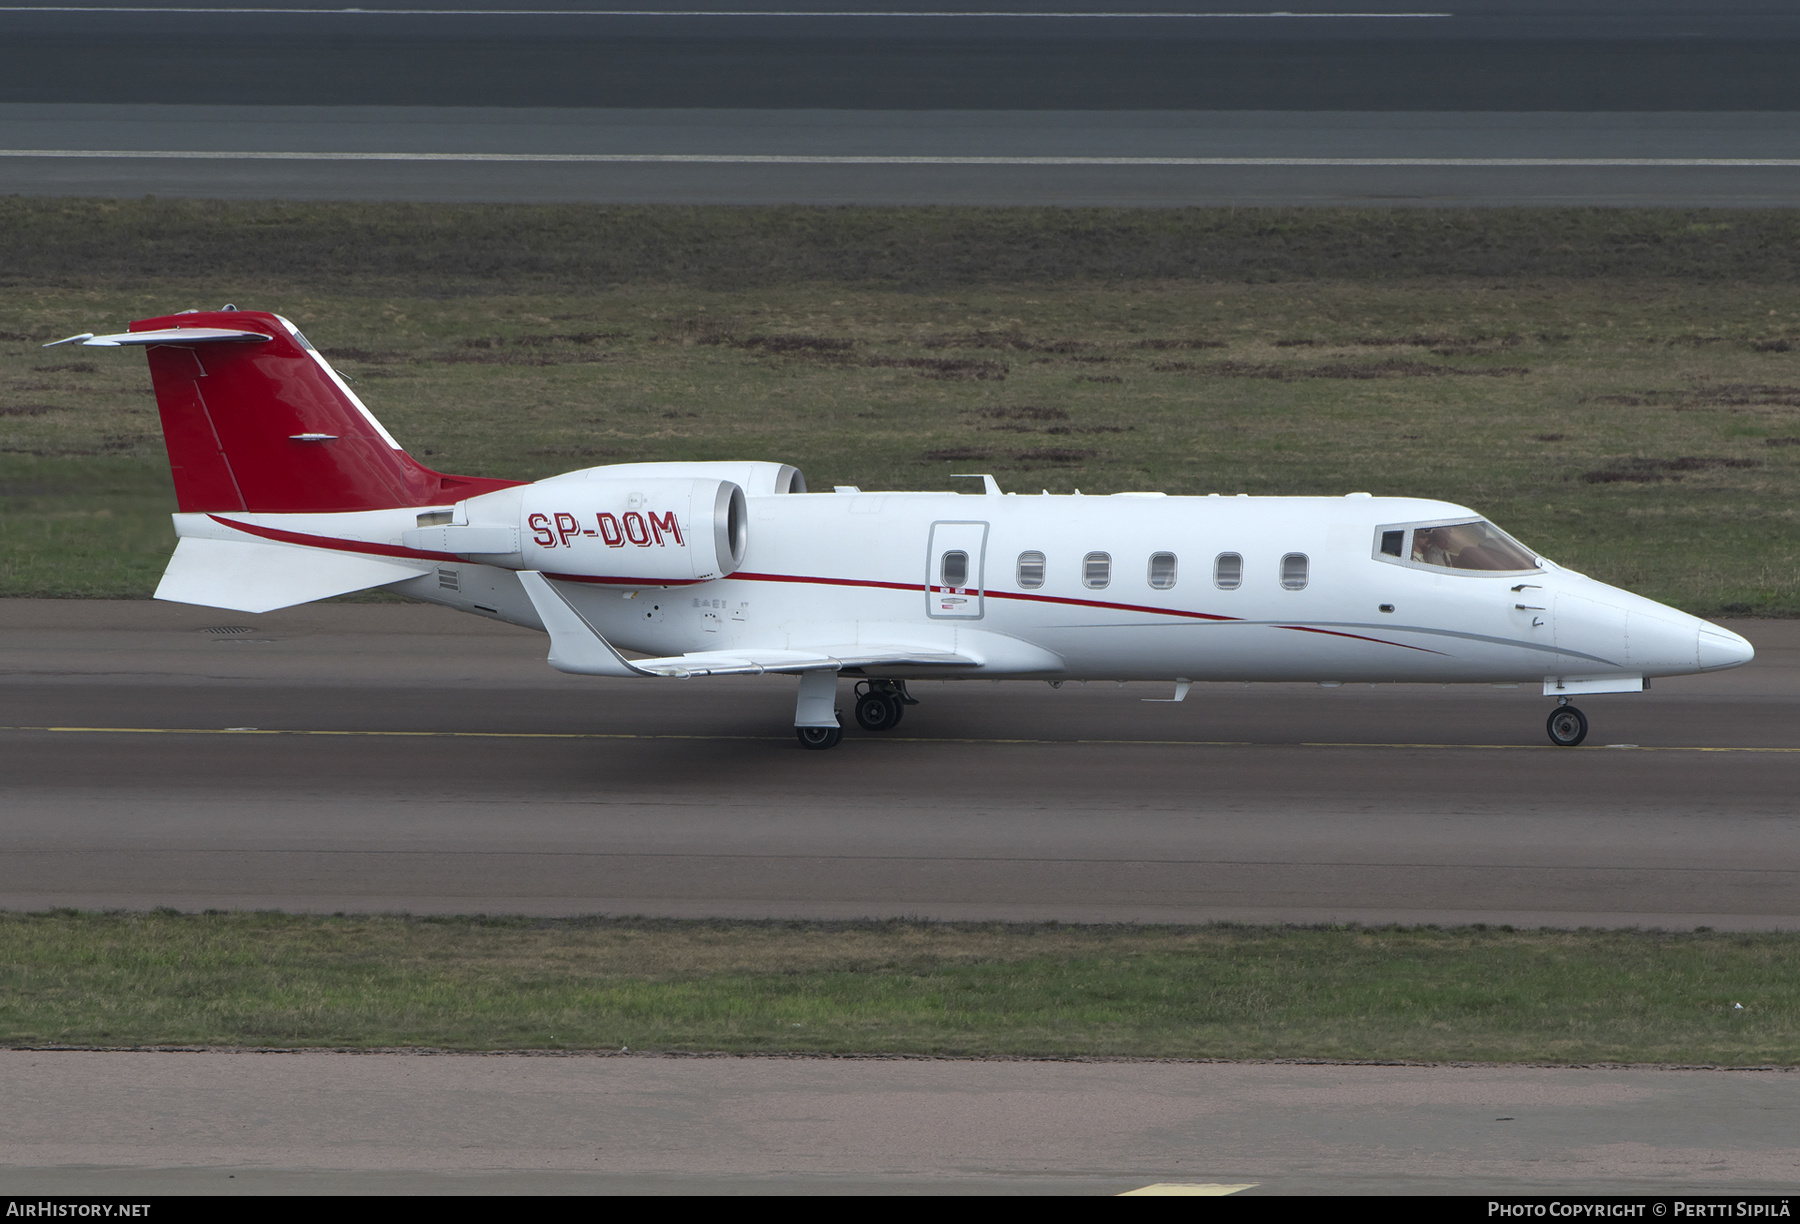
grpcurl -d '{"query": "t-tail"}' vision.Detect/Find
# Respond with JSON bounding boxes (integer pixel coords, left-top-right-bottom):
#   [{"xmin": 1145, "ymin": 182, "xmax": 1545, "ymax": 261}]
[{"xmin": 50, "ymin": 308, "xmax": 522, "ymax": 610}]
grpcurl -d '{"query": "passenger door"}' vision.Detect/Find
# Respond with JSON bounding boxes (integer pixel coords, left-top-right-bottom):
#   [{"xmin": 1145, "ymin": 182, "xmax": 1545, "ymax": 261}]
[{"xmin": 926, "ymin": 521, "xmax": 988, "ymax": 620}]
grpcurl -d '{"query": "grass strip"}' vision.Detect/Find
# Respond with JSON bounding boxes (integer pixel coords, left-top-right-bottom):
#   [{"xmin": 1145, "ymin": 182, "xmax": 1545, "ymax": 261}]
[
  {"xmin": 5, "ymin": 202, "xmax": 1798, "ymax": 610},
  {"xmin": 7, "ymin": 201, "xmax": 1800, "ymax": 291},
  {"xmin": 1, "ymin": 913, "xmax": 1794, "ymax": 1064},
  {"xmin": 6, "ymin": 276, "xmax": 1798, "ymax": 611}
]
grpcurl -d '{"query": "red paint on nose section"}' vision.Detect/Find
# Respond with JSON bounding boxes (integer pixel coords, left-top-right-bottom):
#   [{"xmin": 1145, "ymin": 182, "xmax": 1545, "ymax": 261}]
[{"xmin": 131, "ymin": 310, "xmax": 520, "ymax": 513}]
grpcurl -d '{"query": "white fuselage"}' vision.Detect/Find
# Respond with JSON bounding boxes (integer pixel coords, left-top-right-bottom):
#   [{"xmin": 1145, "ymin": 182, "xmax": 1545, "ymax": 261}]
[{"xmin": 201, "ymin": 485, "xmax": 1749, "ymax": 688}]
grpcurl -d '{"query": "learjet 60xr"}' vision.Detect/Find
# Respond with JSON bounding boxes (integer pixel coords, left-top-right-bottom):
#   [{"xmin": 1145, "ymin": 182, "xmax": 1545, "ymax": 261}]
[{"xmin": 51, "ymin": 309, "xmax": 1755, "ymax": 748}]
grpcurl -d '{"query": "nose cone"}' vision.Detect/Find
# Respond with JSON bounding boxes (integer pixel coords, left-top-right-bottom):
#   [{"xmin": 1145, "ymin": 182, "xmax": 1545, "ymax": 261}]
[{"xmin": 1698, "ymin": 623, "xmax": 1755, "ymax": 671}]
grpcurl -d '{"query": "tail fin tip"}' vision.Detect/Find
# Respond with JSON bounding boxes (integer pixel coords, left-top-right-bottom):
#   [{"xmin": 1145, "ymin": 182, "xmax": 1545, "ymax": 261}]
[{"xmin": 103, "ymin": 308, "xmax": 519, "ymax": 514}]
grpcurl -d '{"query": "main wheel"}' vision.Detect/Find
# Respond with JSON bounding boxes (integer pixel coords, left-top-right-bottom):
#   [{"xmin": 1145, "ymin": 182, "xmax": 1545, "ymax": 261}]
[
  {"xmin": 796, "ymin": 725, "xmax": 844, "ymax": 750},
  {"xmin": 854, "ymin": 692, "xmax": 904, "ymax": 732},
  {"xmin": 1546, "ymin": 705, "xmax": 1589, "ymax": 747}
]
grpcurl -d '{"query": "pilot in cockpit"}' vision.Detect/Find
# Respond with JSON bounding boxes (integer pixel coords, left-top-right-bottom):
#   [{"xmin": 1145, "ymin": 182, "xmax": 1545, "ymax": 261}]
[
  {"xmin": 1412, "ymin": 526, "xmax": 1455, "ymax": 568},
  {"xmin": 1409, "ymin": 522, "xmax": 1538, "ymax": 572}
]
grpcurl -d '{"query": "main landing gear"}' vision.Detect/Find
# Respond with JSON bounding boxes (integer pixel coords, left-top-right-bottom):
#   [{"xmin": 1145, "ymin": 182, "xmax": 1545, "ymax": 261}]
[
  {"xmin": 1546, "ymin": 698, "xmax": 1589, "ymax": 747},
  {"xmin": 795, "ymin": 677, "xmax": 917, "ymax": 749},
  {"xmin": 796, "ymin": 724, "xmax": 843, "ymax": 750},
  {"xmin": 853, "ymin": 679, "xmax": 915, "ymax": 733}
]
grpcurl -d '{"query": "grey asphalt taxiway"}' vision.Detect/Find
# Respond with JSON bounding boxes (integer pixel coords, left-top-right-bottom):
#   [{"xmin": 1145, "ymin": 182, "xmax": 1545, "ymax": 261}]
[
  {"xmin": 1, "ymin": 1053, "xmax": 1795, "ymax": 1196},
  {"xmin": 11, "ymin": 104, "xmax": 1800, "ymax": 206},
  {"xmin": 2, "ymin": 598, "xmax": 1795, "ymax": 928},
  {"xmin": 5, "ymin": 1, "xmax": 1800, "ymax": 204}
]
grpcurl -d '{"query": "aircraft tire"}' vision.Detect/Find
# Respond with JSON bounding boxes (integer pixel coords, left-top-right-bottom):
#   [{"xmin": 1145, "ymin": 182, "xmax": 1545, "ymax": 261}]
[
  {"xmin": 796, "ymin": 724, "xmax": 844, "ymax": 750},
  {"xmin": 854, "ymin": 692, "xmax": 904, "ymax": 732},
  {"xmin": 1546, "ymin": 705, "xmax": 1589, "ymax": 747}
]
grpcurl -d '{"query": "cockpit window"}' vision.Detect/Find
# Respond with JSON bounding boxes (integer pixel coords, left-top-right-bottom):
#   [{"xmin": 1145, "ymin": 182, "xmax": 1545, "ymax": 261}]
[{"xmin": 1402, "ymin": 521, "xmax": 1539, "ymax": 572}]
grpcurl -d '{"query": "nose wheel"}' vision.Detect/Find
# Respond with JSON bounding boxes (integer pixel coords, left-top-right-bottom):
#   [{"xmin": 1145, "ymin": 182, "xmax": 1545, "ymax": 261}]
[{"xmin": 1546, "ymin": 703, "xmax": 1589, "ymax": 747}]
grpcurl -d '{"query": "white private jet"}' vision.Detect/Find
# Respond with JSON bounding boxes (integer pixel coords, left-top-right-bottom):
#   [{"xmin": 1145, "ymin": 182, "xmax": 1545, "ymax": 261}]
[{"xmin": 51, "ymin": 308, "xmax": 1754, "ymax": 749}]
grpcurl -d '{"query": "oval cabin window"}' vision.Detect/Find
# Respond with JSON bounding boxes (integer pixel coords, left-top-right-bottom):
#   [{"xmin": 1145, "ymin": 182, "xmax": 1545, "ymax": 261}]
[
  {"xmin": 1083, "ymin": 552, "xmax": 1111, "ymax": 590},
  {"xmin": 1147, "ymin": 552, "xmax": 1177, "ymax": 590},
  {"xmin": 1016, "ymin": 551, "xmax": 1046, "ymax": 589},
  {"xmin": 1280, "ymin": 553, "xmax": 1309, "ymax": 590},
  {"xmin": 941, "ymin": 550, "xmax": 969, "ymax": 589},
  {"xmin": 1214, "ymin": 552, "xmax": 1243, "ymax": 590}
]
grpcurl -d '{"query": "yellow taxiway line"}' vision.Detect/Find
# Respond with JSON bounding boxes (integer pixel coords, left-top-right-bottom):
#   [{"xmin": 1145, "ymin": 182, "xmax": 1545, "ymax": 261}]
[{"xmin": 2, "ymin": 726, "xmax": 1797, "ymax": 752}]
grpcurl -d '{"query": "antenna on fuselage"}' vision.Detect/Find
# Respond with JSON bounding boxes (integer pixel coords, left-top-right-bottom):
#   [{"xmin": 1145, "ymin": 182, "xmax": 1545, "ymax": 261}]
[{"xmin": 949, "ymin": 473, "xmax": 1003, "ymax": 496}]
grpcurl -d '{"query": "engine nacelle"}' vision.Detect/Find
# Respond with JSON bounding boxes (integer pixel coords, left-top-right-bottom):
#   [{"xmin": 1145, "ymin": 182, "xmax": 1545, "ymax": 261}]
[
  {"xmin": 576, "ymin": 460, "xmax": 805, "ymax": 497},
  {"xmin": 409, "ymin": 476, "xmax": 747, "ymax": 585},
  {"xmin": 519, "ymin": 476, "xmax": 747, "ymax": 584}
]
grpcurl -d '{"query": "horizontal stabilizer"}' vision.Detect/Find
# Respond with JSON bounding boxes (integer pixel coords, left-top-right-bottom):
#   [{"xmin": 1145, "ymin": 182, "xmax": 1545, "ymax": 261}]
[
  {"xmin": 46, "ymin": 327, "xmax": 273, "ymax": 348},
  {"xmin": 154, "ymin": 536, "xmax": 427, "ymax": 613},
  {"xmin": 517, "ymin": 571, "xmax": 975, "ymax": 678}
]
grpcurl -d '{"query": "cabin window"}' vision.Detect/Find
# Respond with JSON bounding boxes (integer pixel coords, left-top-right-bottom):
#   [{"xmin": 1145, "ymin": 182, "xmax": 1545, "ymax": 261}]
[
  {"xmin": 1380, "ymin": 529, "xmax": 1405, "ymax": 557},
  {"xmin": 1213, "ymin": 552, "xmax": 1243, "ymax": 590},
  {"xmin": 941, "ymin": 550, "xmax": 969, "ymax": 589},
  {"xmin": 1147, "ymin": 552, "xmax": 1177, "ymax": 589},
  {"xmin": 1083, "ymin": 552, "xmax": 1112, "ymax": 589},
  {"xmin": 1410, "ymin": 521, "xmax": 1539, "ymax": 572},
  {"xmin": 1281, "ymin": 553, "xmax": 1309, "ymax": 590},
  {"xmin": 1016, "ymin": 551, "xmax": 1046, "ymax": 589}
]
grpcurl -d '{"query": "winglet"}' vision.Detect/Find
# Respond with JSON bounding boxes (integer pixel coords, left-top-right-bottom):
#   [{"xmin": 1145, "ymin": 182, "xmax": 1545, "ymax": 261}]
[{"xmin": 517, "ymin": 570, "xmax": 650, "ymax": 678}]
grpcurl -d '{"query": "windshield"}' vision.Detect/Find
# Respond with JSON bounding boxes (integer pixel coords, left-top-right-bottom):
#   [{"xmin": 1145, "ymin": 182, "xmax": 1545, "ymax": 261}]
[{"xmin": 1408, "ymin": 521, "xmax": 1539, "ymax": 572}]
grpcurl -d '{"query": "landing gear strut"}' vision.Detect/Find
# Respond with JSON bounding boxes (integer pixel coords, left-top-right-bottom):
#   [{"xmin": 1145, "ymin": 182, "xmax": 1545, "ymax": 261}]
[
  {"xmin": 794, "ymin": 668, "xmax": 843, "ymax": 750},
  {"xmin": 1546, "ymin": 699, "xmax": 1589, "ymax": 747},
  {"xmin": 853, "ymin": 679, "xmax": 913, "ymax": 732}
]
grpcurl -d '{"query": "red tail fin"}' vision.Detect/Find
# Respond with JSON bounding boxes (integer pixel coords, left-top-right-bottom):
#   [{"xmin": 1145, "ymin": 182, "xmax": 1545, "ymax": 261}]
[{"xmin": 130, "ymin": 309, "xmax": 519, "ymax": 513}]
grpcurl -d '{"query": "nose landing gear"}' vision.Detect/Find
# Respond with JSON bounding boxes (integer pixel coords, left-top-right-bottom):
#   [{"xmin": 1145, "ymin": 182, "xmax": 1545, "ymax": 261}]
[
  {"xmin": 1546, "ymin": 699, "xmax": 1589, "ymax": 747},
  {"xmin": 853, "ymin": 679, "xmax": 913, "ymax": 732}
]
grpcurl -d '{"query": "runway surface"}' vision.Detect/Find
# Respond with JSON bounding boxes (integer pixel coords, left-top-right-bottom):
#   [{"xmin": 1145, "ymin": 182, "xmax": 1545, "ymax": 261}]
[
  {"xmin": 3, "ymin": 2, "xmax": 1800, "ymax": 203},
  {"xmin": 2, "ymin": 599, "xmax": 1795, "ymax": 928},
  {"xmin": 9, "ymin": 105, "xmax": 1800, "ymax": 205},
  {"xmin": 3, "ymin": 3, "xmax": 1797, "ymax": 111},
  {"xmin": 2, "ymin": 1053, "xmax": 1795, "ymax": 1195}
]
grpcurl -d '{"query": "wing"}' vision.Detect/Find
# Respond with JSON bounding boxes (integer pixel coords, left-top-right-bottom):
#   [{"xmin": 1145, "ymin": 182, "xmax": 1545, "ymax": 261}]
[
  {"xmin": 628, "ymin": 645, "xmax": 972, "ymax": 678},
  {"xmin": 516, "ymin": 570, "xmax": 972, "ymax": 677}
]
